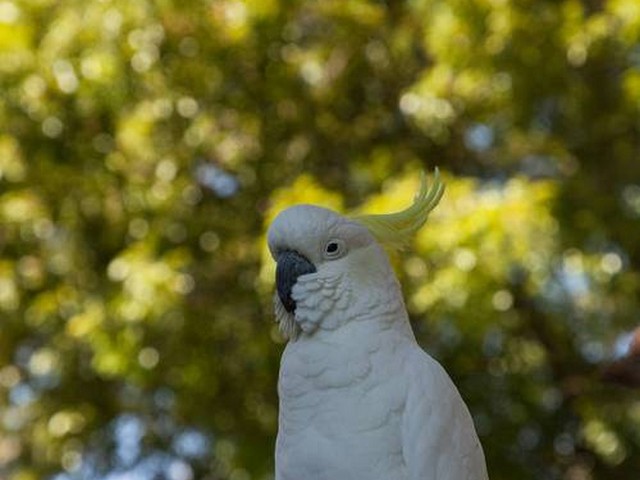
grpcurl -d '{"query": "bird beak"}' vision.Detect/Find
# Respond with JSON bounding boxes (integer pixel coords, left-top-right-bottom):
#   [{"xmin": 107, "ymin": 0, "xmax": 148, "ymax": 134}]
[{"xmin": 276, "ymin": 250, "xmax": 316, "ymax": 313}]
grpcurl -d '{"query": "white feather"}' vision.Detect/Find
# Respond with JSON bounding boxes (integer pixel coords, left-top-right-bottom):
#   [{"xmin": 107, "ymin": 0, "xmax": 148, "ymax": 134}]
[{"xmin": 268, "ymin": 203, "xmax": 488, "ymax": 480}]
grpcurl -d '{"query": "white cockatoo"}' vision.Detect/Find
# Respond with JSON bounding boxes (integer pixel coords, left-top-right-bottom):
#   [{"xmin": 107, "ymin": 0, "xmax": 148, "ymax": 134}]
[{"xmin": 267, "ymin": 170, "xmax": 488, "ymax": 480}]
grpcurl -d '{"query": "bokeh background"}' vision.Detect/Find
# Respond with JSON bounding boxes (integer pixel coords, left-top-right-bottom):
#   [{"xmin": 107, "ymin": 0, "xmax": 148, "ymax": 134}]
[{"xmin": 1, "ymin": 0, "xmax": 640, "ymax": 479}]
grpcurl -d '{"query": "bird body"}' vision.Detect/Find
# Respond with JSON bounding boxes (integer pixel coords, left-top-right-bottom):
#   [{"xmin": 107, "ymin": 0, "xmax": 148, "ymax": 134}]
[{"xmin": 267, "ymin": 171, "xmax": 488, "ymax": 480}]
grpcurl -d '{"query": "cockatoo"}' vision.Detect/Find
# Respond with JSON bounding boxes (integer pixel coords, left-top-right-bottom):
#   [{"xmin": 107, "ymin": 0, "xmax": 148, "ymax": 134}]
[{"xmin": 267, "ymin": 170, "xmax": 488, "ymax": 480}]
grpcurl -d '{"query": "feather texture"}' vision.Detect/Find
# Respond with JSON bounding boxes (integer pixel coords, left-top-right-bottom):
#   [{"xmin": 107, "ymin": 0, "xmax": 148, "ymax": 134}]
[
  {"xmin": 350, "ymin": 168, "xmax": 445, "ymax": 250},
  {"xmin": 267, "ymin": 174, "xmax": 488, "ymax": 480}
]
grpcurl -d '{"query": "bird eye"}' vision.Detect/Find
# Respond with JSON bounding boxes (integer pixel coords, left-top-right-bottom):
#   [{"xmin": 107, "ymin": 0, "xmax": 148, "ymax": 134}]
[{"xmin": 324, "ymin": 239, "xmax": 345, "ymax": 259}]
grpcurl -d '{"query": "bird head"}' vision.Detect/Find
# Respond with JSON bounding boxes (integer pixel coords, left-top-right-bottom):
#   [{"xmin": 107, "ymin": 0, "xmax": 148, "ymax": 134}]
[{"xmin": 267, "ymin": 169, "xmax": 444, "ymax": 340}]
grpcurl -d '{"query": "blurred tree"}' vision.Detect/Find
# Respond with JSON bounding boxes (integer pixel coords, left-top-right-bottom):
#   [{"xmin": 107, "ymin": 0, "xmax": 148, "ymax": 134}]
[{"xmin": 0, "ymin": 0, "xmax": 639, "ymax": 479}]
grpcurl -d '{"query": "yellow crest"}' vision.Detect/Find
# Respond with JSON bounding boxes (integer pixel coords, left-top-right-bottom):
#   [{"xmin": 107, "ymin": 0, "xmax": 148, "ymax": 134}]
[{"xmin": 350, "ymin": 168, "xmax": 445, "ymax": 250}]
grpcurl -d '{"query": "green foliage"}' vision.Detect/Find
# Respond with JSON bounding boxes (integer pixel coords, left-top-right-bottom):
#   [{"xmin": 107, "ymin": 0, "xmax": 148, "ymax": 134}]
[{"xmin": 1, "ymin": 0, "xmax": 639, "ymax": 479}]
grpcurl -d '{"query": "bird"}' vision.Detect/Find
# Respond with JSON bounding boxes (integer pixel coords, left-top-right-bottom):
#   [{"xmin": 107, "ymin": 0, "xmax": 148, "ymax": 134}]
[{"xmin": 267, "ymin": 169, "xmax": 488, "ymax": 480}]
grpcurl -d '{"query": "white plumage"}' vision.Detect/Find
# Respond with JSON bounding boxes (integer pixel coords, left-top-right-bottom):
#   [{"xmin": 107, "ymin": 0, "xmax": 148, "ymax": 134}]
[{"xmin": 267, "ymin": 174, "xmax": 488, "ymax": 480}]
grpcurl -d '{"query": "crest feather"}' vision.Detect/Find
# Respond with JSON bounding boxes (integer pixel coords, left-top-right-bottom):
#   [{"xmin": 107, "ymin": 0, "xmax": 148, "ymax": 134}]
[{"xmin": 350, "ymin": 168, "xmax": 445, "ymax": 250}]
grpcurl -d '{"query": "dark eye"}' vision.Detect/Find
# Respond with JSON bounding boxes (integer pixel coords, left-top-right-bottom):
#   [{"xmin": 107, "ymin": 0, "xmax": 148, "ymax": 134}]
[
  {"xmin": 324, "ymin": 239, "xmax": 345, "ymax": 259},
  {"xmin": 326, "ymin": 242, "xmax": 339, "ymax": 254}
]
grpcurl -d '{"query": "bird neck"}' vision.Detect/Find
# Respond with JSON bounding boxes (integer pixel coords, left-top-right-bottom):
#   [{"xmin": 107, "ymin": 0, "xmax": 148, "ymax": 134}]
[{"xmin": 305, "ymin": 265, "xmax": 414, "ymax": 341}]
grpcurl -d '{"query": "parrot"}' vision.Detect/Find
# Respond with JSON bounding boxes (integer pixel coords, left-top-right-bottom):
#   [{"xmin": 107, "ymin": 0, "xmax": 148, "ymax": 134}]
[{"xmin": 267, "ymin": 169, "xmax": 489, "ymax": 480}]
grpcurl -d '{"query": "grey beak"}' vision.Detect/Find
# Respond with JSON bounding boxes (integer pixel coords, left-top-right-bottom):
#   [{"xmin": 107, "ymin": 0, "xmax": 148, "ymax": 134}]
[{"xmin": 276, "ymin": 250, "xmax": 316, "ymax": 313}]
